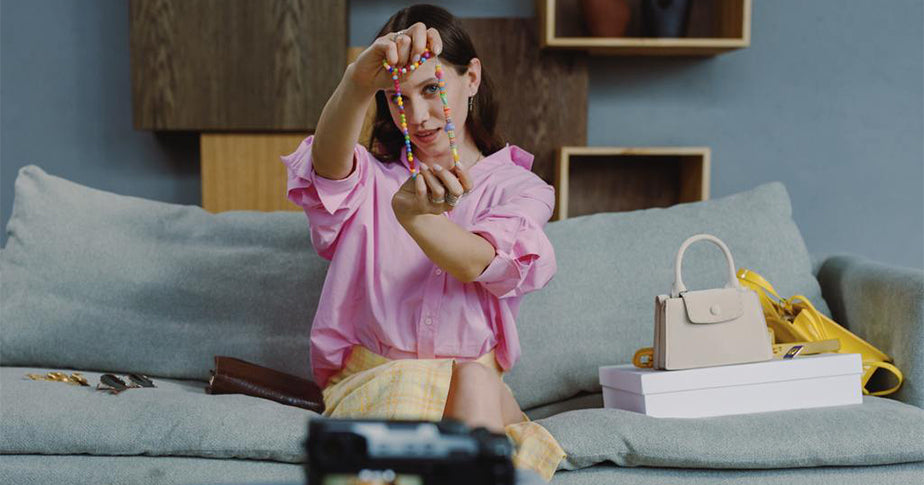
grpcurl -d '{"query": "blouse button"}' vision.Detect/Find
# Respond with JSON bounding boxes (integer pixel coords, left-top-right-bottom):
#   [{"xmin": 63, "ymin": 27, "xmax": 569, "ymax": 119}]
[
  {"xmin": 425, "ymin": 317, "xmax": 433, "ymax": 325},
  {"xmin": 435, "ymin": 269, "xmax": 443, "ymax": 276}
]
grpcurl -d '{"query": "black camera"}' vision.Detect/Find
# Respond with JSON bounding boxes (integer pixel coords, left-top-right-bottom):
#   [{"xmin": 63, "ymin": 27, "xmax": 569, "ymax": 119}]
[{"xmin": 305, "ymin": 418, "xmax": 515, "ymax": 485}]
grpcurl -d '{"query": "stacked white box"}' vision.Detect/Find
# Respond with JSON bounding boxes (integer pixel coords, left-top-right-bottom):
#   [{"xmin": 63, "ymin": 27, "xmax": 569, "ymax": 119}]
[{"xmin": 599, "ymin": 353, "xmax": 863, "ymax": 418}]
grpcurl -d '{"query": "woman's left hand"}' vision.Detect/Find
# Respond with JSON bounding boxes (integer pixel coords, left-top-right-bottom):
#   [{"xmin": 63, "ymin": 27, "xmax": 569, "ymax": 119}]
[{"xmin": 392, "ymin": 162, "xmax": 473, "ymax": 220}]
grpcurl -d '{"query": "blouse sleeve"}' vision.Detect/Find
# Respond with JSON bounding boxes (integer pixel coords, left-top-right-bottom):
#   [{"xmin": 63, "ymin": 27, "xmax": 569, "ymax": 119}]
[
  {"xmin": 468, "ymin": 180, "xmax": 557, "ymax": 299},
  {"xmin": 280, "ymin": 135, "xmax": 373, "ymax": 260}
]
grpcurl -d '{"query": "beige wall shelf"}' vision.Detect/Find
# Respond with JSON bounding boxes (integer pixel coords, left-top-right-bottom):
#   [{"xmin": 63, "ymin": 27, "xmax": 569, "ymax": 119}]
[
  {"xmin": 537, "ymin": 0, "xmax": 750, "ymax": 56},
  {"xmin": 553, "ymin": 146, "xmax": 711, "ymax": 220}
]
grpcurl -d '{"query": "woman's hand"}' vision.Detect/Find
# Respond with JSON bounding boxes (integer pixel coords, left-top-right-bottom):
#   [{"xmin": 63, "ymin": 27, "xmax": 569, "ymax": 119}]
[
  {"xmin": 347, "ymin": 22, "xmax": 443, "ymax": 94},
  {"xmin": 392, "ymin": 163, "xmax": 473, "ymax": 221}
]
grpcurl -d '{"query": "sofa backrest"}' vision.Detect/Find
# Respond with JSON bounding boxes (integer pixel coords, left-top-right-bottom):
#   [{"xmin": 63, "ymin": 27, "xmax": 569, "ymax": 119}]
[
  {"xmin": 1, "ymin": 166, "xmax": 826, "ymax": 409},
  {"xmin": 1, "ymin": 166, "xmax": 327, "ymax": 380}
]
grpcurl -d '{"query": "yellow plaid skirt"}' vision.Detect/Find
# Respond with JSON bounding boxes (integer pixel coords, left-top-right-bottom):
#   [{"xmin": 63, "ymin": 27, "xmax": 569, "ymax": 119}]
[{"xmin": 322, "ymin": 345, "xmax": 566, "ymax": 481}]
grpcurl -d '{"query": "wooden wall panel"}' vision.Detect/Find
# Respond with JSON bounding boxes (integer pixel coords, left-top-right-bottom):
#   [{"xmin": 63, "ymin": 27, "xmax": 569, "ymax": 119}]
[
  {"xmin": 130, "ymin": 0, "xmax": 347, "ymax": 131},
  {"xmin": 200, "ymin": 48, "xmax": 361, "ymax": 213},
  {"xmin": 201, "ymin": 133, "xmax": 306, "ymax": 212},
  {"xmin": 347, "ymin": 47, "xmax": 377, "ymax": 147},
  {"xmin": 461, "ymin": 18, "xmax": 587, "ymax": 183}
]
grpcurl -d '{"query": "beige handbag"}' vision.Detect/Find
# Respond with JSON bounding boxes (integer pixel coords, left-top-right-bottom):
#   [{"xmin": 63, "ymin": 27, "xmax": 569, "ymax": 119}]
[{"xmin": 637, "ymin": 234, "xmax": 774, "ymax": 370}]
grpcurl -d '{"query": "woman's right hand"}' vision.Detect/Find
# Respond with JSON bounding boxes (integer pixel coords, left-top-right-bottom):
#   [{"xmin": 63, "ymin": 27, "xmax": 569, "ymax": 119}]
[{"xmin": 346, "ymin": 22, "xmax": 444, "ymax": 94}]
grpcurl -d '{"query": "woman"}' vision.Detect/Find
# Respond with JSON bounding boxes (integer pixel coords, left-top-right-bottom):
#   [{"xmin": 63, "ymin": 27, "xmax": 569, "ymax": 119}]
[{"xmin": 281, "ymin": 4, "xmax": 564, "ymax": 480}]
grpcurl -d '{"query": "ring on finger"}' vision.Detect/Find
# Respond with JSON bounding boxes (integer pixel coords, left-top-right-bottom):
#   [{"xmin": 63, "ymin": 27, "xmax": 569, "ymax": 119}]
[
  {"xmin": 429, "ymin": 195, "xmax": 445, "ymax": 204},
  {"xmin": 445, "ymin": 193, "xmax": 460, "ymax": 206},
  {"xmin": 391, "ymin": 29, "xmax": 407, "ymax": 42}
]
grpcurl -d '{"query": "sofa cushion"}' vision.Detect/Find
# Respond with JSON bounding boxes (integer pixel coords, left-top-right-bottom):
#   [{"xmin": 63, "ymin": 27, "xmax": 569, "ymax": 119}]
[
  {"xmin": 508, "ymin": 182, "xmax": 829, "ymax": 408},
  {"xmin": 525, "ymin": 392, "xmax": 604, "ymax": 421},
  {"xmin": 1, "ymin": 165, "xmax": 326, "ymax": 381},
  {"xmin": 538, "ymin": 396, "xmax": 924, "ymax": 470},
  {"xmin": 0, "ymin": 366, "xmax": 312, "ymax": 462},
  {"xmin": 0, "ymin": 456, "xmax": 304, "ymax": 485},
  {"xmin": 549, "ymin": 462, "xmax": 924, "ymax": 485},
  {"xmin": 2, "ymin": 457, "xmax": 923, "ymax": 485},
  {"xmin": 6, "ymin": 366, "xmax": 922, "ymax": 472}
]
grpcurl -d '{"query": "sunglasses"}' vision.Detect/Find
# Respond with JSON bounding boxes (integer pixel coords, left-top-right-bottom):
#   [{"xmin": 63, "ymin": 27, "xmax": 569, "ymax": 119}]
[{"xmin": 96, "ymin": 373, "xmax": 157, "ymax": 394}]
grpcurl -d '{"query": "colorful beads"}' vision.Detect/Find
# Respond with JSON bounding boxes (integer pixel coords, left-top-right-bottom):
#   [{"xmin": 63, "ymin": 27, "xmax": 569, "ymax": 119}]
[{"xmin": 382, "ymin": 47, "xmax": 459, "ymax": 178}]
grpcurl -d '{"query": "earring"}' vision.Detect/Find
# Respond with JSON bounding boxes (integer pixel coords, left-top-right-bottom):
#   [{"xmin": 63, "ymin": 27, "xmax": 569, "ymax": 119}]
[{"xmin": 468, "ymin": 96, "xmax": 474, "ymax": 113}]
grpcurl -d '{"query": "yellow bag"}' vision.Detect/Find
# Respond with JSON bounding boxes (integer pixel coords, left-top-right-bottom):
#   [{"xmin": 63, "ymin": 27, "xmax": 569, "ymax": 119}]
[{"xmin": 737, "ymin": 268, "xmax": 903, "ymax": 396}]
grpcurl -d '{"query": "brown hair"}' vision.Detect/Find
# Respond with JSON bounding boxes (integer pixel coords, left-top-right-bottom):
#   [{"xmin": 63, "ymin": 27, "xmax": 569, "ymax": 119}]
[{"xmin": 369, "ymin": 4, "xmax": 505, "ymax": 163}]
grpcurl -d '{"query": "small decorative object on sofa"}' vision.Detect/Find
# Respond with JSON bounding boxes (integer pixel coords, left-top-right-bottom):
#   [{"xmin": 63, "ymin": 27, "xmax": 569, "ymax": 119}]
[
  {"xmin": 25, "ymin": 371, "xmax": 89, "ymax": 386},
  {"xmin": 637, "ymin": 234, "xmax": 774, "ymax": 370}
]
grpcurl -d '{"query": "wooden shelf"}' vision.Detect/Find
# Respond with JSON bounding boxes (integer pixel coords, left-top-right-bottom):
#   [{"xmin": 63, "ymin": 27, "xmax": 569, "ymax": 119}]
[
  {"xmin": 537, "ymin": 0, "xmax": 750, "ymax": 56},
  {"xmin": 553, "ymin": 146, "xmax": 710, "ymax": 220}
]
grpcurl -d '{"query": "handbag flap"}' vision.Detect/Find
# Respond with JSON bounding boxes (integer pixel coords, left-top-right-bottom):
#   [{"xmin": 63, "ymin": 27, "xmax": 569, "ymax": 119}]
[{"xmin": 680, "ymin": 288, "xmax": 745, "ymax": 324}]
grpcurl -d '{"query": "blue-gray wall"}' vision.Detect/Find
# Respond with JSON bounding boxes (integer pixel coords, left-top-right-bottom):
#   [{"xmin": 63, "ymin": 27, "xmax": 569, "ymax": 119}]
[{"xmin": 2, "ymin": 0, "xmax": 922, "ymax": 269}]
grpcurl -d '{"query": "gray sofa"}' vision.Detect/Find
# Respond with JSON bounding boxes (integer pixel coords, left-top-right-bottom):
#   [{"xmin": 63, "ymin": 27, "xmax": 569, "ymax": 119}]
[{"xmin": 2, "ymin": 165, "xmax": 923, "ymax": 485}]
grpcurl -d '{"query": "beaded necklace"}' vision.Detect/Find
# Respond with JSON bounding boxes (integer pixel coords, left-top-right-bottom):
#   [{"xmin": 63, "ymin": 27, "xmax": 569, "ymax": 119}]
[{"xmin": 382, "ymin": 48, "xmax": 459, "ymax": 179}]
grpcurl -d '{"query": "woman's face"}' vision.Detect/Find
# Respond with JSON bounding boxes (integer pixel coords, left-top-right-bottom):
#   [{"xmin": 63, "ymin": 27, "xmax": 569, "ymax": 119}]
[{"xmin": 383, "ymin": 57, "xmax": 481, "ymax": 164}]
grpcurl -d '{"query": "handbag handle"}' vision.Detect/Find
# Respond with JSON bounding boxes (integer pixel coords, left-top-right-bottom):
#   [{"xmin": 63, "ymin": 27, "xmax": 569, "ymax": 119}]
[{"xmin": 671, "ymin": 234, "xmax": 741, "ymax": 298}]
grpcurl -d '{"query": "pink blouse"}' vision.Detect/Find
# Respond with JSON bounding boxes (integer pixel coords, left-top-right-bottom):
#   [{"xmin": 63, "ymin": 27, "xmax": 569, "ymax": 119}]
[{"xmin": 281, "ymin": 136, "xmax": 557, "ymax": 388}]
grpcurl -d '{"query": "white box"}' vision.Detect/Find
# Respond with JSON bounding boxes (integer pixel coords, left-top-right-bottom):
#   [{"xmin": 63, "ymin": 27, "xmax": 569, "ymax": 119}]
[{"xmin": 599, "ymin": 353, "xmax": 863, "ymax": 418}]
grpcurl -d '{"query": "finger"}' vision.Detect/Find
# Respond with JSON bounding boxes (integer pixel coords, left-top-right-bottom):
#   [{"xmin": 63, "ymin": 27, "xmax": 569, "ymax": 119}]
[
  {"xmin": 395, "ymin": 33, "xmax": 411, "ymax": 67},
  {"xmin": 385, "ymin": 40, "xmax": 399, "ymax": 67},
  {"xmin": 419, "ymin": 164, "xmax": 446, "ymax": 202},
  {"xmin": 431, "ymin": 163, "xmax": 464, "ymax": 198},
  {"xmin": 375, "ymin": 37, "xmax": 399, "ymax": 67},
  {"xmin": 426, "ymin": 27, "xmax": 443, "ymax": 56},
  {"xmin": 415, "ymin": 172, "xmax": 436, "ymax": 210},
  {"xmin": 450, "ymin": 163, "xmax": 473, "ymax": 193},
  {"xmin": 414, "ymin": 171, "xmax": 428, "ymax": 201},
  {"xmin": 409, "ymin": 22, "xmax": 427, "ymax": 64}
]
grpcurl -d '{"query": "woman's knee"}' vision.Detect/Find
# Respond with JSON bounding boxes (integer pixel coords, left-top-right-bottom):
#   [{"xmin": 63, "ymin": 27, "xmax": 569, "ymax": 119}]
[{"xmin": 450, "ymin": 361, "xmax": 499, "ymax": 395}]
